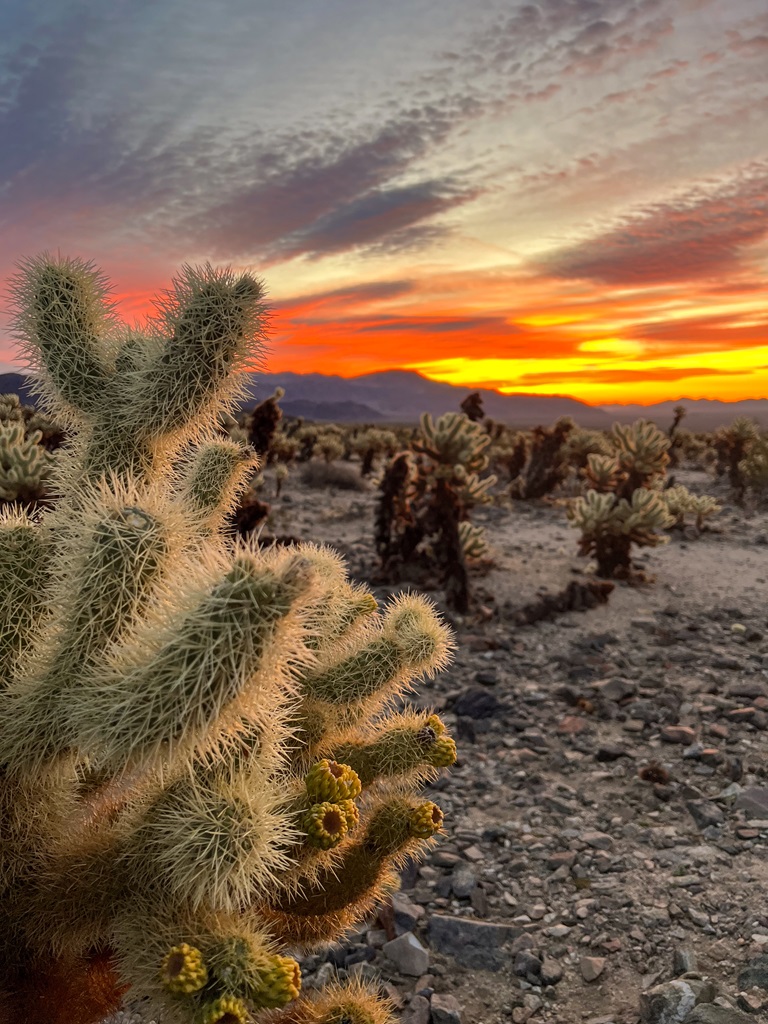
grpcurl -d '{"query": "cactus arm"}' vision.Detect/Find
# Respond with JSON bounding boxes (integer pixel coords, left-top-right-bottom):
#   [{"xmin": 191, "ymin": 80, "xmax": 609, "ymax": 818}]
[
  {"xmin": 71, "ymin": 553, "xmax": 312, "ymax": 768},
  {"xmin": 8, "ymin": 255, "xmax": 115, "ymax": 419},
  {"xmin": 134, "ymin": 267, "xmax": 269, "ymax": 438},
  {"xmin": 176, "ymin": 439, "xmax": 259, "ymax": 533}
]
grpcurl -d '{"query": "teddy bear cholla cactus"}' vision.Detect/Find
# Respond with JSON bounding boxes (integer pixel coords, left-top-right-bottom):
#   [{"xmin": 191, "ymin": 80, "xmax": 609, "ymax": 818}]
[
  {"xmin": 568, "ymin": 420, "xmax": 674, "ymax": 579},
  {"xmin": 0, "ymin": 419, "xmax": 57, "ymax": 507},
  {"xmin": 376, "ymin": 412, "xmax": 496, "ymax": 612},
  {"xmin": 0, "ymin": 255, "xmax": 456, "ymax": 1024}
]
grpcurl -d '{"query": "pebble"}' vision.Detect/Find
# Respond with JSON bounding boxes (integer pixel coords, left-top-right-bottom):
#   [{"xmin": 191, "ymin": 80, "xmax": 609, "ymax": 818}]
[
  {"xmin": 382, "ymin": 932, "xmax": 430, "ymax": 976},
  {"xmin": 581, "ymin": 956, "xmax": 606, "ymax": 982}
]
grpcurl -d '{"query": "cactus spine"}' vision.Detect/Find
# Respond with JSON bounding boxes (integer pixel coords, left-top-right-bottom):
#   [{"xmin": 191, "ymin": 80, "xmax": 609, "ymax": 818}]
[{"xmin": 0, "ymin": 255, "xmax": 456, "ymax": 1024}]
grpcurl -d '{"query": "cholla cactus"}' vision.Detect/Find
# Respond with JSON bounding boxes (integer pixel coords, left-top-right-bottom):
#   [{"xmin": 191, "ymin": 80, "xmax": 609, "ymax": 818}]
[
  {"xmin": 739, "ymin": 433, "xmax": 768, "ymax": 500},
  {"xmin": 246, "ymin": 387, "xmax": 285, "ymax": 460},
  {"xmin": 562, "ymin": 428, "xmax": 611, "ymax": 472},
  {"xmin": 490, "ymin": 430, "xmax": 528, "ymax": 483},
  {"xmin": 568, "ymin": 487, "xmax": 674, "ymax": 579},
  {"xmin": 352, "ymin": 428, "xmax": 398, "ymax": 477},
  {"xmin": 663, "ymin": 485, "xmax": 721, "ymax": 533},
  {"xmin": 376, "ymin": 413, "xmax": 496, "ymax": 612},
  {"xmin": 0, "ymin": 255, "xmax": 456, "ymax": 1024},
  {"xmin": 0, "ymin": 421, "xmax": 57, "ymax": 507},
  {"xmin": 510, "ymin": 416, "xmax": 574, "ymax": 499},
  {"xmin": 713, "ymin": 417, "xmax": 759, "ymax": 500},
  {"xmin": 568, "ymin": 420, "xmax": 674, "ymax": 579}
]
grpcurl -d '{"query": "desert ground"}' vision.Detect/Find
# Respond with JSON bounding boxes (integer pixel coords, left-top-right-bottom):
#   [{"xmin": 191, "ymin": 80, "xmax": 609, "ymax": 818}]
[{"xmin": 109, "ymin": 462, "xmax": 768, "ymax": 1024}]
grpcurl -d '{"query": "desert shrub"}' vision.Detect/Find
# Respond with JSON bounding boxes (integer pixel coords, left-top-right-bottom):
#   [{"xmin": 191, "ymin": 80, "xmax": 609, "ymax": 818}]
[
  {"xmin": 0, "ymin": 254, "xmax": 456, "ymax": 1024},
  {"xmin": 300, "ymin": 461, "xmax": 367, "ymax": 491},
  {"xmin": 713, "ymin": 416, "xmax": 759, "ymax": 500},
  {"xmin": 246, "ymin": 386, "xmax": 284, "ymax": 460}
]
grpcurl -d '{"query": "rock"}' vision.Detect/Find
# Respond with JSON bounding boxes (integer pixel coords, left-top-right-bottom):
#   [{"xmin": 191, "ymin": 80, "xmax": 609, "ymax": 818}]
[
  {"xmin": 639, "ymin": 978, "xmax": 718, "ymax": 1024},
  {"xmin": 402, "ymin": 995, "xmax": 431, "ymax": 1024},
  {"xmin": 428, "ymin": 915, "xmax": 516, "ymax": 971},
  {"xmin": 557, "ymin": 714, "xmax": 588, "ymax": 735},
  {"xmin": 581, "ymin": 830, "xmax": 614, "ymax": 850},
  {"xmin": 592, "ymin": 677, "xmax": 637, "ymax": 701},
  {"xmin": 392, "ymin": 891, "xmax": 426, "ymax": 935},
  {"xmin": 673, "ymin": 948, "xmax": 698, "ymax": 974},
  {"xmin": 737, "ymin": 988, "xmax": 766, "ymax": 1014},
  {"xmin": 580, "ymin": 956, "xmax": 606, "ymax": 982},
  {"xmin": 382, "ymin": 932, "xmax": 430, "ymax": 977},
  {"xmin": 430, "ymin": 993, "xmax": 463, "ymax": 1024},
  {"xmin": 451, "ymin": 863, "xmax": 477, "ymax": 899},
  {"xmin": 685, "ymin": 1008, "xmax": 754, "ymax": 1024},
  {"xmin": 514, "ymin": 951, "xmax": 542, "ymax": 978},
  {"xmin": 738, "ymin": 954, "xmax": 768, "ymax": 991},
  {"xmin": 735, "ymin": 789, "xmax": 768, "ymax": 819},
  {"xmin": 547, "ymin": 850, "xmax": 577, "ymax": 869},
  {"xmin": 661, "ymin": 726, "xmax": 697, "ymax": 744},
  {"xmin": 453, "ymin": 688, "xmax": 502, "ymax": 719},
  {"xmin": 686, "ymin": 799, "xmax": 725, "ymax": 831},
  {"xmin": 541, "ymin": 957, "xmax": 564, "ymax": 985}
]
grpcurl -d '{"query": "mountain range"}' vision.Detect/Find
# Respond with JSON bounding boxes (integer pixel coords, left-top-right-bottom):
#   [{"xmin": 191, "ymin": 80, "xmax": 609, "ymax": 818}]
[{"xmin": 1, "ymin": 368, "xmax": 765, "ymax": 431}]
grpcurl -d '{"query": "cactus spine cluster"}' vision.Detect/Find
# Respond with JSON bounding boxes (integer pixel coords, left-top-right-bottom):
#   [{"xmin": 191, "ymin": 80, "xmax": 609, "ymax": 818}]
[{"xmin": 0, "ymin": 255, "xmax": 456, "ymax": 1024}]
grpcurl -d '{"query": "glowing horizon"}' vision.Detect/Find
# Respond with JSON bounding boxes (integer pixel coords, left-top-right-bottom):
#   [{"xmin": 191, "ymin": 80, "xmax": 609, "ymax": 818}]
[{"xmin": 0, "ymin": 1, "xmax": 766, "ymax": 405}]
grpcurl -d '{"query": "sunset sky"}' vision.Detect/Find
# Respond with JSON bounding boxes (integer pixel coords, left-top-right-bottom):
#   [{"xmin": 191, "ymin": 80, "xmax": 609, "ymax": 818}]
[{"xmin": 0, "ymin": 0, "xmax": 766, "ymax": 405}]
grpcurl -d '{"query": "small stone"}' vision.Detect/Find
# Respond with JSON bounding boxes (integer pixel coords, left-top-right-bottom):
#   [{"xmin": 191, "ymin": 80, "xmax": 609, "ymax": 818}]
[
  {"xmin": 735, "ymin": 789, "xmax": 768, "ymax": 819},
  {"xmin": 514, "ymin": 951, "xmax": 542, "ymax": 978},
  {"xmin": 737, "ymin": 988, "xmax": 766, "ymax": 1014},
  {"xmin": 430, "ymin": 992, "xmax": 463, "ymax": 1024},
  {"xmin": 547, "ymin": 850, "xmax": 577, "ymax": 869},
  {"xmin": 581, "ymin": 830, "xmax": 614, "ymax": 850},
  {"xmin": 453, "ymin": 688, "xmax": 502, "ymax": 719},
  {"xmin": 581, "ymin": 956, "xmax": 606, "ymax": 982},
  {"xmin": 557, "ymin": 715, "xmax": 588, "ymax": 735},
  {"xmin": 382, "ymin": 932, "xmax": 430, "ymax": 977},
  {"xmin": 592, "ymin": 677, "xmax": 637, "ymax": 701},
  {"xmin": 540, "ymin": 957, "xmax": 563, "ymax": 985},
  {"xmin": 402, "ymin": 994, "xmax": 431, "ymax": 1024},
  {"xmin": 661, "ymin": 725, "xmax": 697, "ymax": 744},
  {"xmin": 462, "ymin": 844, "xmax": 484, "ymax": 862},
  {"xmin": 686, "ymin": 799, "xmax": 725, "ymax": 831},
  {"xmin": 392, "ymin": 891, "xmax": 426, "ymax": 934},
  {"xmin": 451, "ymin": 863, "xmax": 477, "ymax": 899}
]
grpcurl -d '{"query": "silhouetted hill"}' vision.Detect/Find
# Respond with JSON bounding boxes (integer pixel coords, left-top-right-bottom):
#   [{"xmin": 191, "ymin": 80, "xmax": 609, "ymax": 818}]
[
  {"xmin": 241, "ymin": 370, "xmax": 613, "ymax": 427},
  {"xmin": 0, "ymin": 372, "xmax": 37, "ymax": 406},
  {"xmin": 603, "ymin": 399, "xmax": 768, "ymax": 431},
  {"xmin": 281, "ymin": 399, "xmax": 383, "ymax": 422}
]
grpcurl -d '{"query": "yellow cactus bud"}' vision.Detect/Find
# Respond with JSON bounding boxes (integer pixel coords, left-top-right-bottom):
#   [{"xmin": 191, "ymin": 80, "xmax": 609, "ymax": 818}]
[
  {"xmin": 160, "ymin": 942, "xmax": 208, "ymax": 995},
  {"xmin": 339, "ymin": 798, "xmax": 360, "ymax": 831},
  {"xmin": 197, "ymin": 995, "xmax": 249, "ymax": 1024},
  {"xmin": 303, "ymin": 801, "xmax": 349, "ymax": 850},
  {"xmin": 252, "ymin": 953, "xmax": 302, "ymax": 1008},
  {"xmin": 426, "ymin": 735, "xmax": 457, "ymax": 768},
  {"xmin": 409, "ymin": 801, "xmax": 444, "ymax": 839},
  {"xmin": 427, "ymin": 714, "xmax": 446, "ymax": 736},
  {"xmin": 305, "ymin": 759, "xmax": 362, "ymax": 802}
]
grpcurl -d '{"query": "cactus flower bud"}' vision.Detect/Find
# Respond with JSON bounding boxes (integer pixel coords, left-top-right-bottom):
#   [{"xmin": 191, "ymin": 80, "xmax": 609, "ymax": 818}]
[
  {"xmin": 305, "ymin": 759, "xmax": 362, "ymax": 802},
  {"xmin": 409, "ymin": 802, "xmax": 444, "ymax": 839},
  {"xmin": 252, "ymin": 953, "xmax": 302, "ymax": 1008},
  {"xmin": 197, "ymin": 995, "xmax": 249, "ymax": 1024},
  {"xmin": 303, "ymin": 802, "xmax": 349, "ymax": 850},
  {"xmin": 160, "ymin": 943, "xmax": 208, "ymax": 995}
]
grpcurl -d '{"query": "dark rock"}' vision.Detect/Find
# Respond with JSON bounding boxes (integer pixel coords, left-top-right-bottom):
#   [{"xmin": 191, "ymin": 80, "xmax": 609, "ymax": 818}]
[
  {"xmin": 686, "ymin": 799, "xmax": 725, "ymax": 831},
  {"xmin": 453, "ymin": 688, "xmax": 503, "ymax": 719},
  {"xmin": 514, "ymin": 950, "xmax": 542, "ymax": 978},
  {"xmin": 639, "ymin": 978, "xmax": 718, "ymax": 1023},
  {"xmin": 428, "ymin": 915, "xmax": 517, "ymax": 971},
  {"xmin": 735, "ymin": 789, "xmax": 768, "ymax": 819},
  {"xmin": 402, "ymin": 994, "xmax": 431, "ymax": 1024},
  {"xmin": 738, "ymin": 954, "xmax": 768, "ymax": 991}
]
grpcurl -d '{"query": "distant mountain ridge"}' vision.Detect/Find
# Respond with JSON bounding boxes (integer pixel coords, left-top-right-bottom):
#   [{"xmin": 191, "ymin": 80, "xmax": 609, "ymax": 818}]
[{"xmin": 1, "ymin": 369, "xmax": 765, "ymax": 430}]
